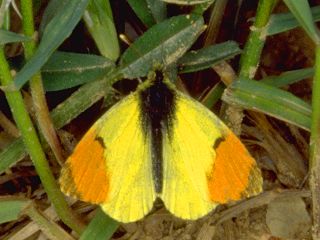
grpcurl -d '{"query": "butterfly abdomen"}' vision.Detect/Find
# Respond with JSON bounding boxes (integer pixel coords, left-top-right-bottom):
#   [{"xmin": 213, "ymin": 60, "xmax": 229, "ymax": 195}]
[{"xmin": 139, "ymin": 71, "xmax": 176, "ymax": 193}]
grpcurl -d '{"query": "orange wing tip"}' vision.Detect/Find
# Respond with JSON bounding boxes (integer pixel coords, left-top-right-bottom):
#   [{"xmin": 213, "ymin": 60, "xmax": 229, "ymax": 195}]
[
  {"xmin": 59, "ymin": 127, "xmax": 109, "ymax": 204},
  {"xmin": 207, "ymin": 130, "xmax": 263, "ymax": 203}
]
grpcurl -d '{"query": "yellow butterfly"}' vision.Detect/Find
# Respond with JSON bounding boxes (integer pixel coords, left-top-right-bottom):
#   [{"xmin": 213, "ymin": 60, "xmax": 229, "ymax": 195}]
[{"xmin": 59, "ymin": 70, "xmax": 262, "ymax": 223}]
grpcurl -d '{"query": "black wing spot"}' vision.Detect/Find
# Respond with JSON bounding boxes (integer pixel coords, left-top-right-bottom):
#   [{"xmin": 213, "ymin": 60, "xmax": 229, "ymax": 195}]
[
  {"xmin": 95, "ymin": 136, "xmax": 106, "ymax": 149},
  {"xmin": 213, "ymin": 137, "xmax": 225, "ymax": 149}
]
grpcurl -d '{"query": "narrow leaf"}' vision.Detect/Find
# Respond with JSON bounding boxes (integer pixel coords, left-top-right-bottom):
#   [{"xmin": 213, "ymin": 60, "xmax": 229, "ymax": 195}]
[
  {"xmin": 0, "ymin": 139, "xmax": 26, "ymax": 174},
  {"xmin": 119, "ymin": 14, "xmax": 205, "ymax": 79},
  {"xmin": 0, "ymin": 197, "xmax": 30, "ymax": 224},
  {"xmin": 83, "ymin": 0, "xmax": 120, "ymax": 60},
  {"xmin": 146, "ymin": 0, "xmax": 167, "ymax": 23},
  {"xmin": 261, "ymin": 68, "xmax": 314, "ymax": 87},
  {"xmin": 283, "ymin": 0, "xmax": 320, "ymax": 43},
  {"xmin": 42, "ymin": 51, "xmax": 115, "ymax": 91},
  {"xmin": 80, "ymin": 208, "xmax": 119, "ymax": 240},
  {"xmin": 0, "ymin": 29, "xmax": 31, "ymax": 45},
  {"xmin": 202, "ymin": 82, "xmax": 225, "ymax": 108},
  {"xmin": 178, "ymin": 41, "xmax": 241, "ymax": 73},
  {"xmin": 268, "ymin": 6, "xmax": 320, "ymax": 36},
  {"xmin": 222, "ymin": 78, "xmax": 311, "ymax": 131},
  {"xmin": 38, "ymin": 0, "xmax": 69, "ymax": 35},
  {"xmin": 50, "ymin": 79, "xmax": 113, "ymax": 129},
  {"xmin": 13, "ymin": 0, "xmax": 90, "ymax": 89},
  {"xmin": 127, "ymin": 0, "xmax": 156, "ymax": 27}
]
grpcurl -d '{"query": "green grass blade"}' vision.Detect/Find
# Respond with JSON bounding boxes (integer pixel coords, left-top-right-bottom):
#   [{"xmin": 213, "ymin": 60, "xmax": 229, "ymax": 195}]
[
  {"xmin": 42, "ymin": 51, "xmax": 115, "ymax": 91},
  {"xmin": 0, "ymin": 139, "xmax": 26, "ymax": 174},
  {"xmin": 80, "ymin": 208, "xmax": 119, "ymax": 240},
  {"xmin": 202, "ymin": 82, "xmax": 225, "ymax": 108},
  {"xmin": 83, "ymin": 0, "xmax": 120, "ymax": 61},
  {"xmin": 283, "ymin": 0, "xmax": 320, "ymax": 43},
  {"xmin": 0, "ymin": 0, "xmax": 10, "ymax": 30},
  {"xmin": 178, "ymin": 41, "xmax": 241, "ymax": 73},
  {"xmin": 13, "ymin": 0, "xmax": 90, "ymax": 89},
  {"xmin": 146, "ymin": 0, "xmax": 167, "ymax": 23},
  {"xmin": 261, "ymin": 67, "xmax": 314, "ymax": 87},
  {"xmin": 127, "ymin": 0, "xmax": 156, "ymax": 27},
  {"xmin": 119, "ymin": 14, "xmax": 205, "ymax": 79},
  {"xmin": 0, "ymin": 197, "xmax": 31, "ymax": 224},
  {"xmin": 50, "ymin": 79, "xmax": 112, "ymax": 129},
  {"xmin": 0, "ymin": 29, "xmax": 31, "ymax": 44},
  {"xmin": 38, "ymin": 0, "xmax": 69, "ymax": 34},
  {"xmin": 222, "ymin": 78, "xmax": 311, "ymax": 131},
  {"xmin": 268, "ymin": 5, "xmax": 320, "ymax": 36}
]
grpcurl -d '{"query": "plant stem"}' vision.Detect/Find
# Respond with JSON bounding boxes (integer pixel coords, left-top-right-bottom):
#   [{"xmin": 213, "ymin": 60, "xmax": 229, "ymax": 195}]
[
  {"xmin": 310, "ymin": 44, "xmax": 320, "ymax": 240},
  {"xmin": 20, "ymin": 0, "xmax": 64, "ymax": 166},
  {"xmin": 19, "ymin": 0, "xmax": 82, "ymax": 231},
  {"xmin": 239, "ymin": 0, "xmax": 275, "ymax": 79},
  {"xmin": 0, "ymin": 48, "xmax": 84, "ymax": 234},
  {"xmin": 219, "ymin": 0, "xmax": 275, "ymax": 134}
]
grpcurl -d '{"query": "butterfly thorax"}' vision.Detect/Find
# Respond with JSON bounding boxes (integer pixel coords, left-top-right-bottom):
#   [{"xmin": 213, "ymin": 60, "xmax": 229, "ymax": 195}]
[{"xmin": 139, "ymin": 71, "xmax": 176, "ymax": 193}]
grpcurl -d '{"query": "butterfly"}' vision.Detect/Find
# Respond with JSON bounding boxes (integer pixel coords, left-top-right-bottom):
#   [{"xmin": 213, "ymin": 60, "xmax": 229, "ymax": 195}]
[{"xmin": 59, "ymin": 70, "xmax": 262, "ymax": 223}]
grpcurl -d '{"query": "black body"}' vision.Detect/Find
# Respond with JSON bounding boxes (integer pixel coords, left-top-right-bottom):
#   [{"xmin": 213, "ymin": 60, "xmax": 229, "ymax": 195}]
[{"xmin": 139, "ymin": 71, "xmax": 176, "ymax": 193}]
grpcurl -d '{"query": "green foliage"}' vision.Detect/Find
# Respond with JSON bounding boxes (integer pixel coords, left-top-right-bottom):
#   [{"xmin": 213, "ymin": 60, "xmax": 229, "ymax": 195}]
[
  {"xmin": 118, "ymin": 14, "xmax": 205, "ymax": 79},
  {"xmin": 283, "ymin": 0, "xmax": 320, "ymax": 43},
  {"xmin": 83, "ymin": 0, "xmax": 120, "ymax": 60},
  {"xmin": 42, "ymin": 51, "xmax": 115, "ymax": 91},
  {"xmin": 0, "ymin": 29, "xmax": 31, "ymax": 45},
  {"xmin": 80, "ymin": 208, "xmax": 119, "ymax": 240},
  {"xmin": 178, "ymin": 41, "xmax": 242, "ymax": 73},
  {"xmin": 223, "ymin": 78, "xmax": 311, "ymax": 131},
  {"xmin": 0, "ymin": 198, "xmax": 31, "ymax": 224},
  {"xmin": 13, "ymin": 0, "xmax": 91, "ymax": 89}
]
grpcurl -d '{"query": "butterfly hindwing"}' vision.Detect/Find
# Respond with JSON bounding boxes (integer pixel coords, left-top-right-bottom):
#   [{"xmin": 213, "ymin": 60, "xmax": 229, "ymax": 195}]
[
  {"xmin": 60, "ymin": 93, "xmax": 156, "ymax": 223},
  {"xmin": 161, "ymin": 90, "xmax": 262, "ymax": 220}
]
